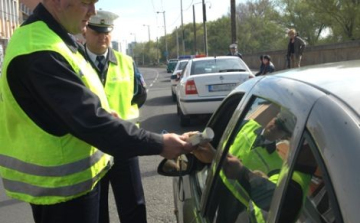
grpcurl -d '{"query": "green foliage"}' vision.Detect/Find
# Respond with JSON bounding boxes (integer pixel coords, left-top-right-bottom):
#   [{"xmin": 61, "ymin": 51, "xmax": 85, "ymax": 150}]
[
  {"xmin": 207, "ymin": 17, "xmax": 232, "ymax": 56},
  {"xmin": 307, "ymin": 0, "xmax": 360, "ymax": 41},
  {"xmin": 236, "ymin": 0, "xmax": 285, "ymax": 53},
  {"xmin": 135, "ymin": 0, "xmax": 360, "ymax": 65}
]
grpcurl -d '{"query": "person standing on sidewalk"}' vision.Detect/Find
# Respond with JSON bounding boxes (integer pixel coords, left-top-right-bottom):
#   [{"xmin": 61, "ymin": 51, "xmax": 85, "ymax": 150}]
[
  {"xmin": 228, "ymin": 43, "xmax": 243, "ymax": 59},
  {"xmin": 82, "ymin": 10, "xmax": 147, "ymax": 223},
  {"xmin": 287, "ymin": 29, "xmax": 306, "ymax": 68}
]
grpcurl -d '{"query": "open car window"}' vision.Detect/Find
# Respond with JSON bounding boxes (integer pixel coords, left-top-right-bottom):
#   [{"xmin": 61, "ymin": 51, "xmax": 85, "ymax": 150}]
[{"xmin": 205, "ymin": 97, "xmax": 297, "ymax": 223}]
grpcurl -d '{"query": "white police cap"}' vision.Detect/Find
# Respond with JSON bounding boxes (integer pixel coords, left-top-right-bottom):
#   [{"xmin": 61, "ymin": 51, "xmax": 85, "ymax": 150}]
[
  {"xmin": 229, "ymin": 43, "xmax": 238, "ymax": 49},
  {"xmin": 88, "ymin": 10, "xmax": 119, "ymax": 33}
]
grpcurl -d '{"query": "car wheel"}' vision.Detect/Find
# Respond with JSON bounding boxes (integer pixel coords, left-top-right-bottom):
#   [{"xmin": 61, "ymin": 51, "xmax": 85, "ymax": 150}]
[
  {"xmin": 172, "ymin": 91, "xmax": 177, "ymax": 102},
  {"xmin": 178, "ymin": 106, "xmax": 190, "ymax": 127}
]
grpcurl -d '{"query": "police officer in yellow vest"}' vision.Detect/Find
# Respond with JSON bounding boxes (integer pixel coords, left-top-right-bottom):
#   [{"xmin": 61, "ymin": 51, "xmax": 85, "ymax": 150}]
[
  {"xmin": 0, "ymin": 1, "xmax": 194, "ymax": 223},
  {"xmin": 82, "ymin": 10, "xmax": 147, "ymax": 223}
]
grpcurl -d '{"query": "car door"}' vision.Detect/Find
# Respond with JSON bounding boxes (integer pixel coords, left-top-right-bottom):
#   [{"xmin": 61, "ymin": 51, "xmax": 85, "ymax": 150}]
[
  {"xmin": 174, "ymin": 91, "xmax": 246, "ymax": 223},
  {"xmin": 270, "ymin": 131, "xmax": 343, "ymax": 223},
  {"xmin": 270, "ymin": 94, "xmax": 360, "ymax": 223},
  {"xmin": 199, "ymin": 96, "xmax": 302, "ymax": 223}
]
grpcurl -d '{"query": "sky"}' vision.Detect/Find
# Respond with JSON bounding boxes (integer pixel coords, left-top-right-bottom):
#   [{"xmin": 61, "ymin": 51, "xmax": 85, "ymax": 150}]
[{"xmin": 95, "ymin": 0, "xmax": 234, "ymax": 52}]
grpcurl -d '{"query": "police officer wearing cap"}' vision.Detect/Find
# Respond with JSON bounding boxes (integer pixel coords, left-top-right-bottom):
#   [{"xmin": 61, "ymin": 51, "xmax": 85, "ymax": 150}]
[
  {"xmin": 83, "ymin": 10, "xmax": 147, "ymax": 223},
  {"xmin": 227, "ymin": 43, "xmax": 243, "ymax": 59},
  {"xmin": 0, "ymin": 1, "xmax": 195, "ymax": 223}
]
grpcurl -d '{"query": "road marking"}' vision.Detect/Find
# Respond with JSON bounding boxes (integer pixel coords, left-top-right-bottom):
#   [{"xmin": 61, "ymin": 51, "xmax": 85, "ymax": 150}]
[{"xmin": 140, "ymin": 68, "xmax": 159, "ymax": 91}]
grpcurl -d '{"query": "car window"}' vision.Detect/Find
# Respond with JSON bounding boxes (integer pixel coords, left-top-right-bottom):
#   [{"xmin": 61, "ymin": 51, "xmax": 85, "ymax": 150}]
[
  {"xmin": 276, "ymin": 132, "xmax": 342, "ymax": 223},
  {"xmin": 195, "ymin": 93, "xmax": 245, "ymax": 194},
  {"xmin": 205, "ymin": 97, "xmax": 296, "ymax": 223},
  {"xmin": 178, "ymin": 61, "xmax": 188, "ymax": 70},
  {"xmin": 191, "ymin": 58, "xmax": 247, "ymax": 75}
]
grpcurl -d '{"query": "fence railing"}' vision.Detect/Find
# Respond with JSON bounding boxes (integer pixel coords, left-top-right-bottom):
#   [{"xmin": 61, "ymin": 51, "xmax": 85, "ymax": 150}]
[{"xmin": 243, "ymin": 40, "xmax": 360, "ymax": 71}]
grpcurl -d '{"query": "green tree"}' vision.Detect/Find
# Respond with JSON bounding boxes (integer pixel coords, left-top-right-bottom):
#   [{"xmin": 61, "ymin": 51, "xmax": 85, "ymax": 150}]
[
  {"xmin": 308, "ymin": 0, "xmax": 360, "ymax": 41},
  {"xmin": 207, "ymin": 16, "xmax": 232, "ymax": 55},
  {"xmin": 276, "ymin": 0, "xmax": 328, "ymax": 45},
  {"xmin": 235, "ymin": 0, "xmax": 285, "ymax": 53}
]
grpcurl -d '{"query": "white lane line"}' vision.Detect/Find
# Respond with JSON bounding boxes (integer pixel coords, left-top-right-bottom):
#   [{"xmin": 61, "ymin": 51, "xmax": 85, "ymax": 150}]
[{"xmin": 141, "ymin": 68, "xmax": 159, "ymax": 91}]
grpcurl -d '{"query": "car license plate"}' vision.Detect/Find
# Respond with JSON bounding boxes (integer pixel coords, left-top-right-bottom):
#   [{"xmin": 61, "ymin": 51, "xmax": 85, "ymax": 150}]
[{"xmin": 208, "ymin": 83, "xmax": 237, "ymax": 92}]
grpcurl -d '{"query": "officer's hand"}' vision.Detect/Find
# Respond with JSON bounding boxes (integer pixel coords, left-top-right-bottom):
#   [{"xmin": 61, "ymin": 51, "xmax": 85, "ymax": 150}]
[
  {"xmin": 160, "ymin": 133, "xmax": 195, "ymax": 159},
  {"xmin": 192, "ymin": 143, "xmax": 216, "ymax": 164}
]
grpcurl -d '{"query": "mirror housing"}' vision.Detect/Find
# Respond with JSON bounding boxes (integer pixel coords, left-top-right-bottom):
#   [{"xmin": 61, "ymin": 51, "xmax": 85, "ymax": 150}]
[
  {"xmin": 175, "ymin": 72, "xmax": 181, "ymax": 81},
  {"xmin": 157, "ymin": 154, "xmax": 194, "ymax": 177}
]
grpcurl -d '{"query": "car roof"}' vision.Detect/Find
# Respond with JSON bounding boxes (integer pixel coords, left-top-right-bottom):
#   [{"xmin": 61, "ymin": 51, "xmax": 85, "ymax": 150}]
[{"xmin": 238, "ymin": 60, "xmax": 360, "ymax": 115}]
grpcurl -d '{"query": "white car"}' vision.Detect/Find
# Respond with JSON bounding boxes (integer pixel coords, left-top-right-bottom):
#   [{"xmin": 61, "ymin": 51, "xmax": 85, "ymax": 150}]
[
  {"xmin": 176, "ymin": 56, "xmax": 254, "ymax": 126},
  {"xmin": 171, "ymin": 59, "xmax": 189, "ymax": 101}
]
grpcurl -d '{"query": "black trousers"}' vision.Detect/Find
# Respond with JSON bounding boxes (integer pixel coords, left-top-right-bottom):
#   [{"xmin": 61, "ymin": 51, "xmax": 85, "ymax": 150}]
[
  {"xmin": 30, "ymin": 183, "xmax": 100, "ymax": 223},
  {"xmin": 99, "ymin": 156, "xmax": 147, "ymax": 223}
]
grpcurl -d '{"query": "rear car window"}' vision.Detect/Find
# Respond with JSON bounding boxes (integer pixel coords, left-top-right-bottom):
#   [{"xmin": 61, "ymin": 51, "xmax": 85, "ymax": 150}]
[{"xmin": 191, "ymin": 58, "xmax": 247, "ymax": 75}]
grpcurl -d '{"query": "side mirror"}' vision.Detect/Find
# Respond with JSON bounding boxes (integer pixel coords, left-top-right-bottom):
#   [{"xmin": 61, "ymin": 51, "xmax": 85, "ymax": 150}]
[
  {"xmin": 175, "ymin": 72, "xmax": 181, "ymax": 81},
  {"xmin": 157, "ymin": 154, "xmax": 194, "ymax": 177}
]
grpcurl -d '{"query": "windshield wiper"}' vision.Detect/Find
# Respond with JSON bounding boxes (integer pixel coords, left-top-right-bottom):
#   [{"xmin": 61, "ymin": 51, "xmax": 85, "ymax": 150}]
[{"xmin": 219, "ymin": 69, "xmax": 247, "ymax": 72}]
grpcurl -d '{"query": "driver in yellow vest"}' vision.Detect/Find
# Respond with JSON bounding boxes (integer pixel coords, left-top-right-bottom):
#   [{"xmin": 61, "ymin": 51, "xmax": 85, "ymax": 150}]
[
  {"xmin": 218, "ymin": 110, "xmax": 311, "ymax": 223},
  {"xmin": 82, "ymin": 10, "xmax": 147, "ymax": 223},
  {"xmin": 0, "ymin": 1, "xmax": 194, "ymax": 223},
  {"xmin": 189, "ymin": 109, "xmax": 312, "ymax": 223}
]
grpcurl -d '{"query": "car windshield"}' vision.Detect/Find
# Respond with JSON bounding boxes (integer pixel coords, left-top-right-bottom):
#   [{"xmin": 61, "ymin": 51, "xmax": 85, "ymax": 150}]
[
  {"xmin": 178, "ymin": 61, "xmax": 188, "ymax": 70},
  {"xmin": 191, "ymin": 58, "xmax": 247, "ymax": 75}
]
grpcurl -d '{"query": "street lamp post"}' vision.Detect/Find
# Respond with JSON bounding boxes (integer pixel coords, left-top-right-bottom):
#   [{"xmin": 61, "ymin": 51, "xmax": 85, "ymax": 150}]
[
  {"xmin": 130, "ymin": 33, "xmax": 137, "ymax": 63},
  {"xmin": 157, "ymin": 11, "xmax": 168, "ymax": 62},
  {"xmin": 193, "ymin": 1, "xmax": 211, "ymax": 55},
  {"xmin": 202, "ymin": 0, "xmax": 208, "ymax": 56},
  {"xmin": 143, "ymin": 24, "xmax": 151, "ymax": 65},
  {"xmin": 180, "ymin": 0, "xmax": 185, "ymax": 55},
  {"xmin": 143, "ymin": 24, "xmax": 151, "ymax": 42}
]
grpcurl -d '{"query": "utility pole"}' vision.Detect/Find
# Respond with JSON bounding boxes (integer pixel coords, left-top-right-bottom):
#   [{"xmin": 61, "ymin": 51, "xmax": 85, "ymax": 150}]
[
  {"xmin": 231, "ymin": 0, "xmax": 236, "ymax": 44},
  {"xmin": 176, "ymin": 27, "xmax": 179, "ymax": 58},
  {"xmin": 180, "ymin": 0, "xmax": 185, "ymax": 55},
  {"xmin": 157, "ymin": 11, "xmax": 168, "ymax": 62},
  {"xmin": 202, "ymin": 0, "xmax": 208, "ymax": 56},
  {"xmin": 156, "ymin": 37, "xmax": 159, "ymax": 64},
  {"xmin": 193, "ymin": 4, "xmax": 197, "ymax": 54}
]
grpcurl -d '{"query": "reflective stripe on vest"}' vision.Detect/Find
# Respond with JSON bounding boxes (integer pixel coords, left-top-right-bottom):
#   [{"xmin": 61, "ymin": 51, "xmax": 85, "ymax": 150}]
[
  {"xmin": 105, "ymin": 51, "xmax": 139, "ymax": 122},
  {"xmin": 0, "ymin": 150, "xmax": 105, "ymax": 176},
  {"xmin": 2, "ymin": 162, "xmax": 110, "ymax": 197},
  {"xmin": 0, "ymin": 21, "xmax": 112, "ymax": 204}
]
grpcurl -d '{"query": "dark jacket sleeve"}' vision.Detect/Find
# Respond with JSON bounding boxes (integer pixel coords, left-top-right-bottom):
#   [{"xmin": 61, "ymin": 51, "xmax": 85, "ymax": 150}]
[
  {"xmin": 131, "ymin": 62, "xmax": 147, "ymax": 108},
  {"xmin": 7, "ymin": 51, "xmax": 163, "ymax": 159},
  {"xmin": 296, "ymin": 36, "xmax": 306, "ymax": 55}
]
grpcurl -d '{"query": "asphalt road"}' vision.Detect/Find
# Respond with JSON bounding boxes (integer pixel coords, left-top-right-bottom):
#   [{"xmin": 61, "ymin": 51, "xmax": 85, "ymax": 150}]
[{"xmin": 0, "ymin": 67, "xmax": 206, "ymax": 223}]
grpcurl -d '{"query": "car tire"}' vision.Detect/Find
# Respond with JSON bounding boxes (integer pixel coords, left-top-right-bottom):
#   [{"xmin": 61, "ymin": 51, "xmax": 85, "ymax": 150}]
[{"xmin": 178, "ymin": 105, "xmax": 190, "ymax": 127}]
